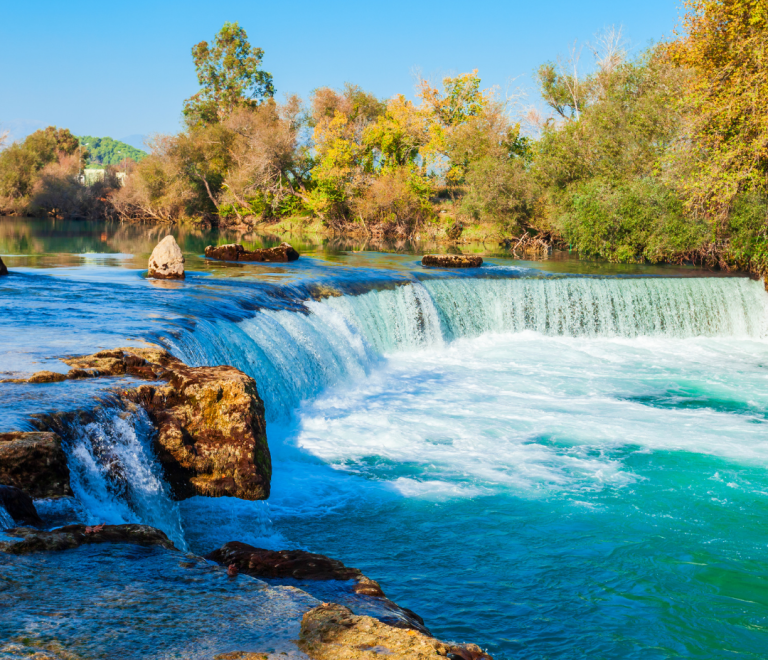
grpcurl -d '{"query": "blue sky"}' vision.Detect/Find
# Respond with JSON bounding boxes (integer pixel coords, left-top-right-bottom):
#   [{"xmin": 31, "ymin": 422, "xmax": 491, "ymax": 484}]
[{"xmin": 0, "ymin": 0, "xmax": 681, "ymax": 144}]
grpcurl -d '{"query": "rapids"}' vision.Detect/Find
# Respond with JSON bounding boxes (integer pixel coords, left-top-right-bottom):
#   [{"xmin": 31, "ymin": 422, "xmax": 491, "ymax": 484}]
[{"xmin": 2, "ymin": 219, "xmax": 767, "ymax": 659}]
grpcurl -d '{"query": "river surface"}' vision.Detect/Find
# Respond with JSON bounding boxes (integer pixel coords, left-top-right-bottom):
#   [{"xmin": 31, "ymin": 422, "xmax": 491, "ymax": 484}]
[{"xmin": 1, "ymin": 217, "xmax": 767, "ymax": 659}]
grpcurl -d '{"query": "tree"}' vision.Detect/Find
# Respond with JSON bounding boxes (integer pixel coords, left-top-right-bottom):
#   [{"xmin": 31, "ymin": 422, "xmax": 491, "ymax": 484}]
[
  {"xmin": 666, "ymin": 0, "xmax": 768, "ymax": 222},
  {"xmin": 183, "ymin": 22, "xmax": 275, "ymax": 126}
]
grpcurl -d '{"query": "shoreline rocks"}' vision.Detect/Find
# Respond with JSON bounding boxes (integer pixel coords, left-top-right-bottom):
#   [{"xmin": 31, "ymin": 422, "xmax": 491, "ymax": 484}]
[
  {"xmin": 0, "ymin": 523, "xmax": 175, "ymax": 555},
  {"xmin": 299, "ymin": 603, "xmax": 493, "ymax": 660},
  {"xmin": 148, "ymin": 235, "xmax": 185, "ymax": 279},
  {"xmin": 0, "ymin": 432, "xmax": 72, "ymax": 498},
  {"xmin": 422, "ymin": 254, "xmax": 483, "ymax": 268},
  {"xmin": 0, "ymin": 256, "xmax": 7, "ymax": 276},
  {"xmin": 204, "ymin": 242, "xmax": 299, "ymax": 263}
]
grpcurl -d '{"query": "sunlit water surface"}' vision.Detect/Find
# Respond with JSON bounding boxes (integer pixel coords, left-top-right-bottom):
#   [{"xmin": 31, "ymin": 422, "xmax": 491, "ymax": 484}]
[{"xmin": 1, "ymin": 218, "xmax": 768, "ymax": 659}]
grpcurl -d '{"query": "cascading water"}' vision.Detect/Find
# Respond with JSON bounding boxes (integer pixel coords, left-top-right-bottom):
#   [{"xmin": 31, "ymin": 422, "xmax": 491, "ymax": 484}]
[
  {"xmin": 50, "ymin": 403, "xmax": 186, "ymax": 549},
  {"xmin": 167, "ymin": 276, "xmax": 768, "ymax": 422},
  {"xmin": 0, "ymin": 505, "xmax": 14, "ymax": 531}
]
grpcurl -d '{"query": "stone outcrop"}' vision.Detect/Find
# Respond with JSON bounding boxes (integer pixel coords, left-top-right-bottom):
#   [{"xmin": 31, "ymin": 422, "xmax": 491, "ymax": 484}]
[
  {"xmin": 207, "ymin": 541, "xmax": 384, "ymax": 596},
  {"xmin": 0, "ymin": 432, "xmax": 72, "ymax": 498},
  {"xmin": 59, "ymin": 347, "xmax": 271, "ymax": 501},
  {"xmin": 0, "ymin": 485, "xmax": 42, "ymax": 526},
  {"xmin": 204, "ymin": 242, "xmax": 300, "ymax": 263},
  {"xmin": 299, "ymin": 604, "xmax": 492, "ymax": 660},
  {"xmin": 0, "ymin": 523, "xmax": 175, "ymax": 555},
  {"xmin": 422, "ymin": 254, "xmax": 483, "ymax": 268},
  {"xmin": 207, "ymin": 541, "xmax": 429, "ymax": 634},
  {"xmin": 0, "ymin": 256, "xmax": 7, "ymax": 276},
  {"xmin": 148, "ymin": 235, "xmax": 185, "ymax": 279}
]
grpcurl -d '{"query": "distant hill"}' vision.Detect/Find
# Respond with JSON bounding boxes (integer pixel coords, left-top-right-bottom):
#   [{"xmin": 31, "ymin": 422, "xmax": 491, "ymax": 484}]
[{"xmin": 77, "ymin": 135, "xmax": 147, "ymax": 167}]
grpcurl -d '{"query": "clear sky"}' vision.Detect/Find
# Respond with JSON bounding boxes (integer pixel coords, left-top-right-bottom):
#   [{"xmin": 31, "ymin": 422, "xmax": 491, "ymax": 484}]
[{"xmin": 0, "ymin": 0, "xmax": 682, "ymax": 143}]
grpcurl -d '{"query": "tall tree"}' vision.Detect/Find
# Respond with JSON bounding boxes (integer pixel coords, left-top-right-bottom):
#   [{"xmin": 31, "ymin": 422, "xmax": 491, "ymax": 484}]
[
  {"xmin": 667, "ymin": 0, "xmax": 768, "ymax": 222},
  {"xmin": 183, "ymin": 22, "xmax": 275, "ymax": 126}
]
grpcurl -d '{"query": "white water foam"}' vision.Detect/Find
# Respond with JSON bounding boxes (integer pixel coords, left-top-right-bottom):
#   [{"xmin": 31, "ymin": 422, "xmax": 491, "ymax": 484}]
[
  {"xmin": 62, "ymin": 406, "xmax": 187, "ymax": 549},
  {"xmin": 265, "ymin": 330, "xmax": 768, "ymax": 519}
]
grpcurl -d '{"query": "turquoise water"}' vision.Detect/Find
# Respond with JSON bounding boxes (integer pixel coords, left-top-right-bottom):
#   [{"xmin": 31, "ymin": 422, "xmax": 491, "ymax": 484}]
[{"xmin": 2, "ymin": 218, "xmax": 768, "ymax": 658}]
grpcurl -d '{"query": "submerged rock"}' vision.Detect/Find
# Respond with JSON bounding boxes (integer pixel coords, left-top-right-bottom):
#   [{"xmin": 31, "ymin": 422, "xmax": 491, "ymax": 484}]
[
  {"xmin": 207, "ymin": 541, "xmax": 384, "ymax": 595},
  {"xmin": 148, "ymin": 235, "xmax": 185, "ymax": 279},
  {"xmin": 421, "ymin": 254, "xmax": 483, "ymax": 268},
  {"xmin": 0, "ymin": 523, "xmax": 175, "ymax": 555},
  {"xmin": 0, "ymin": 432, "xmax": 72, "ymax": 498},
  {"xmin": 204, "ymin": 242, "xmax": 300, "ymax": 263},
  {"xmin": 0, "ymin": 256, "xmax": 7, "ymax": 276},
  {"xmin": 0, "ymin": 485, "xmax": 42, "ymax": 526},
  {"xmin": 299, "ymin": 603, "xmax": 493, "ymax": 660}
]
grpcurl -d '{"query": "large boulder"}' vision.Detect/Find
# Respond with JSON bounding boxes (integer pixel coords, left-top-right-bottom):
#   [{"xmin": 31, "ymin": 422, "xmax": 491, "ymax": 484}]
[
  {"xmin": 0, "ymin": 485, "xmax": 42, "ymax": 526},
  {"xmin": 204, "ymin": 242, "xmax": 299, "ymax": 263},
  {"xmin": 0, "ymin": 256, "xmax": 7, "ymax": 276},
  {"xmin": 62, "ymin": 347, "xmax": 271, "ymax": 501},
  {"xmin": 422, "ymin": 254, "xmax": 483, "ymax": 268},
  {"xmin": 299, "ymin": 604, "xmax": 492, "ymax": 660},
  {"xmin": 148, "ymin": 235, "xmax": 185, "ymax": 279},
  {"xmin": 207, "ymin": 541, "xmax": 384, "ymax": 595},
  {"xmin": 0, "ymin": 523, "xmax": 175, "ymax": 555},
  {"xmin": 0, "ymin": 432, "xmax": 72, "ymax": 498}
]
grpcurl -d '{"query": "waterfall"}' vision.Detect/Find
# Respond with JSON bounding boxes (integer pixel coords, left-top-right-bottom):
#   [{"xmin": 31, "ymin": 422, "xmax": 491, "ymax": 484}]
[
  {"xmin": 166, "ymin": 275, "xmax": 768, "ymax": 422},
  {"xmin": 0, "ymin": 504, "xmax": 14, "ymax": 530},
  {"xmin": 51, "ymin": 403, "xmax": 186, "ymax": 549}
]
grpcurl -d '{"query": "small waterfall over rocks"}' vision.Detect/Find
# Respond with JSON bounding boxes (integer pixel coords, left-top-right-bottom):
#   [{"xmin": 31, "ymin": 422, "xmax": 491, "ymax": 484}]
[{"xmin": 44, "ymin": 401, "xmax": 186, "ymax": 549}]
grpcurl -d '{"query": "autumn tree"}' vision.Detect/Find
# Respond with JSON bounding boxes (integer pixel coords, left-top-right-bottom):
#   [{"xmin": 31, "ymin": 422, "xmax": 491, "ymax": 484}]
[
  {"xmin": 667, "ymin": 0, "xmax": 768, "ymax": 222},
  {"xmin": 183, "ymin": 22, "xmax": 275, "ymax": 126}
]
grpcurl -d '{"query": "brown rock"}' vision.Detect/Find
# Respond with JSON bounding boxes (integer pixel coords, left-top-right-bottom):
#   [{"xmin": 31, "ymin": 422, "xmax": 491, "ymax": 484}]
[
  {"xmin": 0, "ymin": 432, "xmax": 72, "ymax": 498},
  {"xmin": 204, "ymin": 242, "xmax": 300, "ymax": 263},
  {"xmin": 63, "ymin": 346, "xmax": 270, "ymax": 501},
  {"xmin": 422, "ymin": 254, "xmax": 483, "ymax": 268},
  {"xmin": 298, "ymin": 604, "xmax": 493, "ymax": 660},
  {"xmin": 0, "ymin": 523, "xmax": 175, "ymax": 555},
  {"xmin": 0, "ymin": 256, "xmax": 7, "ymax": 276},
  {"xmin": 14, "ymin": 346, "xmax": 271, "ymax": 501},
  {"xmin": 207, "ymin": 541, "xmax": 382, "ymax": 592},
  {"xmin": 26, "ymin": 371, "xmax": 67, "ymax": 384},
  {"xmin": 213, "ymin": 654, "xmax": 269, "ymax": 660},
  {"xmin": 0, "ymin": 485, "xmax": 42, "ymax": 526}
]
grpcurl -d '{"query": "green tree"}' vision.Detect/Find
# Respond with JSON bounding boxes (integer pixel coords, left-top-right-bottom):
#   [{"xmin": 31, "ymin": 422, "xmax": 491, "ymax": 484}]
[{"xmin": 183, "ymin": 22, "xmax": 275, "ymax": 126}]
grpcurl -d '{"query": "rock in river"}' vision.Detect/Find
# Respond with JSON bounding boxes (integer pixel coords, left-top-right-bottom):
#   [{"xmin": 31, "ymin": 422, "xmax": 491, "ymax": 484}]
[
  {"xmin": 61, "ymin": 347, "xmax": 271, "ymax": 501},
  {"xmin": 422, "ymin": 254, "xmax": 483, "ymax": 268},
  {"xmin": 0, "ymin": 523, "xmax": 175, "ymax": 554},
  {"xmin": 207, "ymin": 541, "xmax": 385, "ymax": 595},
  {"xmin": 0, "ymin": 432, "xmax": 72, "ymax": 498},
  {"xmin": 0, "ymin": 485, "xmax": 42, "ymax": 526},
  {"xmin": 0, "ymin": 256, "xmax": 7, "ymax": 276},
  {"xmin": 204, "ymin": 242, "xmax": 299, "ymax": 263},
  {"xmin": 299, "ymin": 603, "xmax": 493, "ymax": 660},
  {"xmin": 148, "ymin": 235, "xmax": 185, "ymax": 279}
]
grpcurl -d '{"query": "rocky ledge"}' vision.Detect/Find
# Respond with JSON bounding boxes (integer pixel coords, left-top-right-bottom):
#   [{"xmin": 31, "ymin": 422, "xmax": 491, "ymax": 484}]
[
  {"xmin": 0, "ymin": 523, "xmax": 175, "ymax": 555},
  {"xmin": 422, "ymin": 254, "xmax": 483, "ymax": 268},
  {"xmin": 204, "ymin": 242, "xmax": 299, "ymax": 263},
  {"xmin": 299, "ymin": 603, "xmax": 492, "ymax": 660},
  {"xmin": 12, "ymin": 347, "xmax": 271, "ymax": 501},
  {"xmin": 208, "ymin": 541, "xmax": 430, "ymax": 635},
  {"xmin": 0, "ymin": 432, "xmax": 72, "ymax": 499}
]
